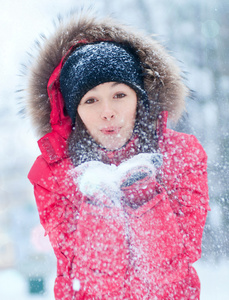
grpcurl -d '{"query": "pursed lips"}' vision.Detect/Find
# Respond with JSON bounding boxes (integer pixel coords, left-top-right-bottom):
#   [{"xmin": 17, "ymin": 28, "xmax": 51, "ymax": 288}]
[{"xmin": 100, "ymin": 127, "xmax": 121, "ymax": 134}]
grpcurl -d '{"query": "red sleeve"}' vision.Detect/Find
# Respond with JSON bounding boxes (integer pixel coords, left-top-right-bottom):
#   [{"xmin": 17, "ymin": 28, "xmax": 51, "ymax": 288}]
[
  {"xmin": 28, "ymin": 158, "xmax": 80, "ymax": 280},
  {"xmin": 168, "ymin": 136, "xmax": 210, "ymax": 263},
  {"xmin": 119, "ymin": 135, "xmax": 209, "ymax": 295},
  {"xmin": 28, "ymin": 156, "xmax": 128, "ymax": 298}
]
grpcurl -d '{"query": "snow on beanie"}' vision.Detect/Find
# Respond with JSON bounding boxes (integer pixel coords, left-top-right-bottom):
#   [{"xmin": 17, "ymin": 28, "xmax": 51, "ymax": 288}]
[{"xmin": 59, "ymin": 41, "xmax": 148, "ymax": 124}]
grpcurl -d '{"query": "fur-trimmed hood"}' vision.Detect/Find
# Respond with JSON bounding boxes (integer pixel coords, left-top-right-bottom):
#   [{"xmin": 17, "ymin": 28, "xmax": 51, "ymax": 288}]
[{"xmin": 26, "ymin": 13, "xmax": 188, "ymax": 138}]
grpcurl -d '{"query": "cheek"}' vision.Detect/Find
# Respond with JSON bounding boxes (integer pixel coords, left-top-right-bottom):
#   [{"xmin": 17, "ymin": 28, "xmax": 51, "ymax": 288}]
[
  {"xmin": 127, "ymin": 106, "xmax": 137, "ymax": 125},
  {"xmin": 77, "ymin": 109, "xmax": 93, "ymax": 130},
  {"xmin": 121, "ymin": 98, "xmax": 137, "ymax": 118}
]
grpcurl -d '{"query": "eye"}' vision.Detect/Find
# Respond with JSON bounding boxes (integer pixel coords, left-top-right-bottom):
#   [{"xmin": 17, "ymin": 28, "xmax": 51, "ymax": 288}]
[
  {"xmin": 114, "ymin": 93, "xmax": 126, "ymax": 99},
  {"xmin": 84, "ymin": 98, "xmax": 97, "ymax": 104}
]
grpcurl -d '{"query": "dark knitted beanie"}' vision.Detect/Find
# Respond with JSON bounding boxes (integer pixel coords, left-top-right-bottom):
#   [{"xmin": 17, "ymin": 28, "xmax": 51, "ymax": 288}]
[{"xmin": 59, "ymin": 41, "xmax": 148, "ymax": 124}]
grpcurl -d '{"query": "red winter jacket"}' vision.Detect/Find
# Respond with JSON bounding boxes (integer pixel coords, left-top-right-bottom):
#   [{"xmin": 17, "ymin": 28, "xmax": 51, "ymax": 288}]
[{"xmin": 28, "ymin": 111, "xmax": 210, "ymax": 300}]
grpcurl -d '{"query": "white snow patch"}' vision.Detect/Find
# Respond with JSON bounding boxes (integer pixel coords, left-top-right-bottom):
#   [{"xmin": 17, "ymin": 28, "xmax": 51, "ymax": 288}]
[
  {"xmin": 195, "ymin": 259, "xmax": 229, "ymax": 300},
  {"xmin": 73, "ymin": 278, "xmax": 81, "ymax": 291}
]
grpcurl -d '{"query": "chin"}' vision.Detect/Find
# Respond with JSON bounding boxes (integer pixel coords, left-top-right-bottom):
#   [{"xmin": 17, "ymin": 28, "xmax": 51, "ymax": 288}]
[{"xmin": 100, "ymin": 138, "xmax": 128, "ymax": 151}]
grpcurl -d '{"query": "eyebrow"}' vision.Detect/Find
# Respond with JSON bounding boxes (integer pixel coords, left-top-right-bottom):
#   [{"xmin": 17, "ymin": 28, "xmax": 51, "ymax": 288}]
[{"xmin": 111, "ymin": 82, "xmax": 122, "ymax": 87}]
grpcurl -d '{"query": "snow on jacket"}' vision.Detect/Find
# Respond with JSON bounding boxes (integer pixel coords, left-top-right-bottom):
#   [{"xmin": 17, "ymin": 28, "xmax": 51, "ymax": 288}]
[{"xmin": 26, "ymin": 14, "xmax": 210, "ymax": 299}]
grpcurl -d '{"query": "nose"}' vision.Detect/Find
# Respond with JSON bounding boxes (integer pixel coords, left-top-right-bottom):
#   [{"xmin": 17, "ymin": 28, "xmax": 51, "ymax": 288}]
[{"xmin": 101, "ymin": 103, "xmax": 115, "ymax": 121}]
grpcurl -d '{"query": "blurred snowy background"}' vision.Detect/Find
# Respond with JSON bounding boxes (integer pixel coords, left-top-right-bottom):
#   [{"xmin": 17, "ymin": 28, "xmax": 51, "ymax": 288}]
[{"xmin": 0, "ymin": 0, "xmax": 229, "ymax": 299}]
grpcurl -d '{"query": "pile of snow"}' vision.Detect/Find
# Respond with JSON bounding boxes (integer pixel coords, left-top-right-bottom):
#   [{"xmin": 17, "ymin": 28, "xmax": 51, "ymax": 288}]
[{"xmin": 71, "ymin": 153, "xmax": 162, "ymax": 206}]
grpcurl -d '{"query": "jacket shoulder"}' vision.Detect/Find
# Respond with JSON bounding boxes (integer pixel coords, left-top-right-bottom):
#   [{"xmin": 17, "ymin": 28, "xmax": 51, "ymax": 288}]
[
  {"xmin": 28, "ymin": 155, "xmax": 57, "ymax": 190},
  {"xmin": 163, "ymin": 129, "xmax": 207, "ymax": 162}
]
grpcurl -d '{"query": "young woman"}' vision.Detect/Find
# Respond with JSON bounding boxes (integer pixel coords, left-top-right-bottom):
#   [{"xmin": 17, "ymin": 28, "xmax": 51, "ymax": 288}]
[{"xmin": 27, "ymin": 14, "xmax": 210, "ymax": 299}]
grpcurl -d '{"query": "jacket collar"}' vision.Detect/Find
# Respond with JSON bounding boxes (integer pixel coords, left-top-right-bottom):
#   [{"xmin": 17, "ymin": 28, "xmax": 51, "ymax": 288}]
[{"xmin": 99, "ymin": 136, "xmax": 138, "ymax": 166}]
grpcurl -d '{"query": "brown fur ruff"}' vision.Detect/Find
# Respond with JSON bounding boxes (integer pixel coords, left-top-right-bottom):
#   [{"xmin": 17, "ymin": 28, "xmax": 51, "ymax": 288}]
[{"xmin": 26, "ymin": 13, "xmax": 188, "ymax": 137}]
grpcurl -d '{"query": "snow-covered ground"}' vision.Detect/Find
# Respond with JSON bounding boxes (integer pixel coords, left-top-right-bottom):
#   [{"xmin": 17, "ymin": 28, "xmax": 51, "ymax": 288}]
[
  {"xmin": 0, "ymin": 259, "xmax": 228, "ymax": 299},
  {"xmin": 195, "ymin": 259, "xmax": 229, "ymax": 300},
  {"xmin": 0, "ymin": 268, "xmax": 55, "ymax": 300}
]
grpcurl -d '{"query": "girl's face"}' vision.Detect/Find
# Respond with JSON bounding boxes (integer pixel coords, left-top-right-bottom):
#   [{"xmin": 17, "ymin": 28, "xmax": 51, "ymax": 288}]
[{"xmin": 77, "ymin": 82, "xmax": 137, "ymax": 150}]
